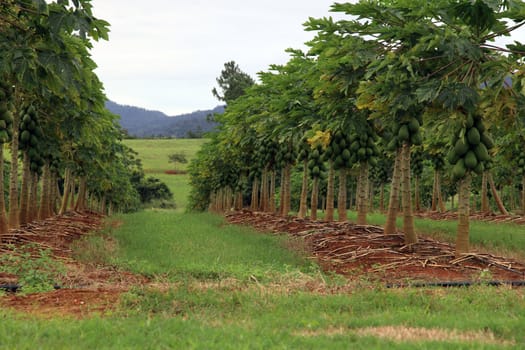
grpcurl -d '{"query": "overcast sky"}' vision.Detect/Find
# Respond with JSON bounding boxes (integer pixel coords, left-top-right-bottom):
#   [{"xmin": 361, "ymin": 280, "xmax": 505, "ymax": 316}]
[
  {"xmin": 90, "ymin": 1, "xmax": 342, "ymax": 116},
  {"xmin": 90, "ymin": 1, "xmax": 525, "ymax": 116}
]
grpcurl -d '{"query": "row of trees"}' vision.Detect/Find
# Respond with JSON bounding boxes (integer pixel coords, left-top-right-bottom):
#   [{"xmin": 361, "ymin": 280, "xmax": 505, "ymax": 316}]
[
  {"xmin": 190, "ymin": 0, "xmax": 525, "ymax": 256},
  {"xmin": 0, "ymin": 0, "xmax": 165, "ymax": 241}
]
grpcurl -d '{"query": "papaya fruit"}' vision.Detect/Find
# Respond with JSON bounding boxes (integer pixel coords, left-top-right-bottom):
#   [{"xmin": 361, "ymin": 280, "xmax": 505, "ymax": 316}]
[
  {"xmin": 467, "ymin": 127, "xmax": 481, "ymax": 145},
  {"xmin": 332, "ymin": 143, "xmax": 341, "ymax": 156},
  {"xmin": 398, "ymin": 125, "xmax": 410, "ymax": 142},
  {"xmin": 474, "ymin": 118, "xmax": 485, "ymax": 133},
  {"xmin": 466, "ymin": 114, "xmax": 474, "ymax": 128},
  {"xmin": 357, "ymin": 148, "xmax": 366, "ymax": 160},
  {"xmin": 312, "ymin": 166, "xmax": 320, "ymax": 177},
  {"xmin": 410, "ymin": 131, "xmax": 423, "ymax": 146},
  {"xmin": 339, "ymin": 138, "xmax": 347, "ymax": 148},
  {"xmin": 0, "ymin": 120, "xmax": 6, "ymax": 129},
  {"xmin": 311, "ymin": 149, "xmax": 320, "ymax": 159},
  {"xmin": 350, "ymin": 140, "xmax": 360, "ymax": 152},
  {"xmin": 20, "ymin": 130, "xmax": 30, "ymax": 143},
  {"xmin": 480, "ymin": 133, "xmax": 495, "ymax": 149},
  {"xmin": 464, "ymin": 150, "xmax": 478, "ymax": 169},
  {"xmin": 342, "ymin": 149, "xmax": 350, "ymax": 161},
  {"xmin": 452, "ymin": 159, "xmax": 467, "ymax": 180},
  {"xmin": 408, "ymin": 118, "xmax": 420, "ymax": 133},
  {"xmin": 473, "ymin": 143, "xmax": 490, "ymax": 162},
  {"xmin": 447, "ymin": 148, "xmax": 459, "ymax": 165},
  {"xmin": 474, "ymin": 162, "xmax": 484, "ymax": 175},
  {"xmin": 387, "ymin": 138, "xmax": 398, "ymax": 152},
  {"xmin": 454, "ymin": 138, "xmax": 469, "ymax": 156}
]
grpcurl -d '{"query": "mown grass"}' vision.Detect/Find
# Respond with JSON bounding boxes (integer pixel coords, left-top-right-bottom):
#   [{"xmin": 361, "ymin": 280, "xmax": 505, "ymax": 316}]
[
  {"xmin": 2, "ymin": 211, "xmax": 525, "ymax": 348},
  {"xmin": 109, "ymin": 211, "xmax": 315, "ymax": 281},
  {"xmin": 123, "ymin": 138, "xmax": 206, "ymax": 174}
]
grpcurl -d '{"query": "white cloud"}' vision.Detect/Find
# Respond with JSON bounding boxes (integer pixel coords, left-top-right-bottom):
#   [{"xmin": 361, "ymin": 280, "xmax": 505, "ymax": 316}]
[{"xmin": 91, "ymin": 0, "xmax": 339, "ymax": 115}]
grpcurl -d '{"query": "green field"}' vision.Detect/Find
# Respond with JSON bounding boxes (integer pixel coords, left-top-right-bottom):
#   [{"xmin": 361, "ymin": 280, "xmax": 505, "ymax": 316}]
[
  {"xmin": 2, "ymin": 138, "xmax": 525, "ymax": 349},
  {"xmin": 123, "ymin": 138, "xmax": 207, "ymax": 211}
]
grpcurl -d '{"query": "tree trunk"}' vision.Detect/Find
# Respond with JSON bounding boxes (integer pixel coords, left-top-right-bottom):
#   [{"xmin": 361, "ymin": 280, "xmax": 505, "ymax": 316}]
[
  {"xmin": 28, "ymin": 172, "xmax": 39, "ymax": 223},
  {"xmin": 357, "ymin": 163, "xmax": 368, "ymax": 225},
  {"xmin": 310, "ymin": 177, "xmax": 319, "ymax": 221},
  {"xmin": 455, "ymin": 174, "xmax": 472, "ymax": 256},
  {"xmin": 281, "ymin": 164, "xmax": 292, "ymax": 216},
  {"xmin": 0, "ymin": 146, "xmax": 8, "ymax": 240},
  {"xmin": 337, "ymin": 168, "xmax": 347, "ymax": 222},
  {"xmin": 8, "ymin": 109, "xmax": 20, "ymax": 229},
  {"xmin": 401, "ymin": 143, "xmax": 417, "ymax": 244},
  {"xmin": 431, "ymin": 170, "xmax": 438, "ymax": 211},
  {"xmin": 59, "ymin": 168, "xmax": 72, "ymax": 215},
  {"xmin": 250, "ymin": 177, "xmax": 259, "ymax": 211},
  {"xmin": 379, "ymin": 183, "xmax": 385, "ymax": 213},
  {"xmin": 385, "ymin": 148, "xmax": 402, "ymax": 234},
  {"xmin": 269, "ymin": 170, "xmax": 276, "ymax": 213},
  {"xmin": 50, "ymin": 172, "xmax": 58, "ymax": 216},
  {"xmin": 298, "ymin": 160, "xmax": 309, "ymax": 219},
  {"xmin": 437, "ymin": 171, "xmax": 446, "ymax": 212},
  {"xmin": 260, "ymin": 169, "xmax": 268, "ymax": 211},
  {"xmin": 209, "ymin": 191, "xmax": 217, "ymax": 212},
  {"xmin": 19, "ymin": 151, "xmax": 31, "ymax": 225},
  {"xmin": 75, "ymin": 176, "xmax": 87, "ymax": 212},
  {"xmin": 368, "ymin": 180, "xmax": 374, "ymax": 213},
  {"xmin": 38, "ymin": 163, "xmax": 51, "ymax": 220},
  {"xmin": 481, "ymin": 171, "xmax": 489, "ymax": 213},
  {"xmin": 414, "ymin": 175, "xmax": 421, "ymax": 212},
  {"xmin": 69, "ymin": 178, "xmax": 76, "ymax": 210},
  {"xmin": 325, "ymin": 160, "xmax": 335, "ymax": 221},
  {"xmin": 522, "ymin": 175, "xmax": 525, "ymax": 215},
  {"xmin": 488, "ymin": 172, "xmax": 509, "ymax": 215}
]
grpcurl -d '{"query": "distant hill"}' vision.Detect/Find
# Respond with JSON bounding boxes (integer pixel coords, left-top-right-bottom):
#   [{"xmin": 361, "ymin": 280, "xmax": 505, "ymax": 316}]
[{"xmin": 106, "ymin": 100, "xmax": 223, "ymax": 138}]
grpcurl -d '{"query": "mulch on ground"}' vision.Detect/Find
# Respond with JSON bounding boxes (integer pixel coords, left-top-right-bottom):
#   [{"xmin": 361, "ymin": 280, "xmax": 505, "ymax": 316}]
[
  {"xmin": 0, "ymin": 211, "xmax": 147, "ymax": 318},
  {"xmin": 226, "ymin": 210, "xmax": 525, "ymax": 285}
]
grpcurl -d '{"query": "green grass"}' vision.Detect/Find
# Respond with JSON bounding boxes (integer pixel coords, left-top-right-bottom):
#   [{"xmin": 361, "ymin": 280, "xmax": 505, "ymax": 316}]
[
  {"xmin": 2, "ymin": 210, "xmax": 525, "ymax": 348},
  {"xmin": 344, "ymin": 211, "xmax": 525, "ymax": 258},
  {"xmin": 109, "ymin": 211, "xmax": 315, "ymax": 281},
  {"xmin": 2, "ymin": 138, "xmax": 525, "ymax": 348},
  {"xmin": 123, "ymin": 138, "xmax": 206, "ymax": 174}
]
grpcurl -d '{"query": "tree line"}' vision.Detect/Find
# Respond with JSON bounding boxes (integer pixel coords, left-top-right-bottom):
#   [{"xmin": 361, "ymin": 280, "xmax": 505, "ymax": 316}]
[
  {"xmin": 0, "ymin": 0, "xmax": 171, "ymax": 241},
  {"xmin": 189, "ymin": 1, "xmax": 525, "ymax": 257}
]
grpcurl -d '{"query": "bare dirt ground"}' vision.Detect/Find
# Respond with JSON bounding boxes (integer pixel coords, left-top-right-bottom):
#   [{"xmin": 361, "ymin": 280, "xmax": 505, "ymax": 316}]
[
  {"xmin": 0, "ymin": 211, "xmax": 148, "ymax": 318},
  {"xmin": 1, "ymin": 209, "xmax": 525, "ymax": 319}
]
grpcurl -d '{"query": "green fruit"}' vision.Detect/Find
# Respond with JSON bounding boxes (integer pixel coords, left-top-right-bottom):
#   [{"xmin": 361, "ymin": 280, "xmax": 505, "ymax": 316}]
[
  {"xmin": 311, "ymin": 149, "xmax": 319, "ymax": 160},
  {"xmin": 480, "ymin": 133, "xmax": 495, "ymax": 149},
  {"xmin": 357, "ymin": 148, "xmax": 366, "ymax": 160},
  {"xmin": 410, "ymin": 131, "xmax": 423, "ymax": 146},
  {"xmin": 307, "ymin": 159, "xmax": 316, "ymax": 169},
  {"xmin": 369, "ymin": 157, "xmax": 378, "ymax": 167},
  {"xmin": 408, "ymin": 118, "xmax": 420, "ymax": 133},
  {"xmin": 452, "ymin": 159, "xmax": 467, "ymax": 179},
  {"xmin": 447, "ymin": 148, "xmax": 459, "ymax": 165},
  {"xmin": 467, "ymin": 127, "xmax": 480, "ymax": 145},
  {"xmin": 454, "ymin": 138, "xmax": 469, "ymax": 157},
  {"xmin": 474, "ymin": 162, "xmax": 484, "ymax": 175},
  {"xmin": 474, "ymin": 118, "xmax": 486, "ymax": 133},
  {"xmin": 466, "ymin": 114, "xmax": 474, "ymax": 128},
  {"xmin": 464, "ymin": 150, "xmax": 478, "ymax": 170},
  {"xmin": 398, "ymin": 125, "xmax": 409, "ymax": 141},
  {"xmin": 22, "ymin": 114, "xmax": 31, "ymax": 123},
  {"xmin": 332, "ymin": 143, "xmax": 341, "ymax": 155},
  {"xmin": 473, "ymin": 143, "xmax": 490, "ymax": 162},
  {"xmin": 0, "ymin": 130, "xmax": 7, "ymax": 143},
  {"xmin": 387, "ymin": 139, "xmax": 398, "ymax": 152},
  {"xmin": 342, "ymin": 149, "xmax": 350, "ymax": 161},
  {"xmin": 339, "ymin": 138, "xmax": 347, "ymax": 148},
  {"xmin": 360, "ymin": 134, "xmax": 368, "ymax": 142},
  {"xmin": 312, "ymin": 166, "xmax": 320, "ymax": 177},
  {"xmin": 350, "ymin": 141, "xmax": 360, "ymax": 152},
  {"xmin": 20, "ymin": 130, "xmax": 30, "ymax": 143},
  {"xmin": 334, "ymin": 155, "xmax": 344, "ymax": 169},
  {"xmin": 0, "ymin": 120, "xmax": 6, "ymax": 129},
  {"xmin": 366, "ymin": 147, "xmax": 374, "ymax": 156},
  {"xmin": 3, "ymin": 111, "xmax": 12, "ymax": 124},
  {"xmin": 325, "ymin": 146, "xmax": 333, "ymax": 157},
  {"xmin": 334, "ymin": 130, "xmax": 343, "ymax": 142}
]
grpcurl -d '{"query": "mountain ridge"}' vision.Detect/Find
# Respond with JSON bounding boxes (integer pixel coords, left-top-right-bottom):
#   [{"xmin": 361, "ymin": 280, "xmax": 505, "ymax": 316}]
[{"xmin": 106, "ymin": 100, "xmax": 223, "ymax": 138}]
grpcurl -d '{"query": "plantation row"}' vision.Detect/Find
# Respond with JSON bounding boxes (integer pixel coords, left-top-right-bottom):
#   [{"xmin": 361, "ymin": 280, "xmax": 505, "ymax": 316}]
[
  {"xmin": 0, "ymin": 1, "xmax": 171, "ymax": 240},
  {"xmin": 189, "ymin": 1, "xmax": 525, "ymax": 256}
]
